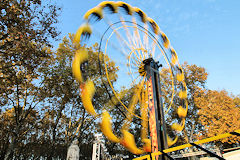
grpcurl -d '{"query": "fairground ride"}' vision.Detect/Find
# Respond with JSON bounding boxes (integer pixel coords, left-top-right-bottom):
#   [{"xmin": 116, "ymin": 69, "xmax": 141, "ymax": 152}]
[{"xmin": 71, "ymin": 1, "xmax": 240, "ymax": 160}]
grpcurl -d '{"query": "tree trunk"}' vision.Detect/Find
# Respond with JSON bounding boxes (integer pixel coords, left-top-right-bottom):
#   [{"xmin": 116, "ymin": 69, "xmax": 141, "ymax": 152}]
[
  {"xmin": 186, "ymin": 122, "xmax": 196, "ymax": 160},
  {"xmin": 4, "ymin": 136, "xmax": 16, "ymax": 160}
]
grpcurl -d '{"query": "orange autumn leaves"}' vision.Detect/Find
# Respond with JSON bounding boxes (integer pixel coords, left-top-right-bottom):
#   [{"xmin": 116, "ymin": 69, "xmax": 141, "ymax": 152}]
[{"xmin": 194, "ymin": 89, "xmax": 240, "ymax": 144}]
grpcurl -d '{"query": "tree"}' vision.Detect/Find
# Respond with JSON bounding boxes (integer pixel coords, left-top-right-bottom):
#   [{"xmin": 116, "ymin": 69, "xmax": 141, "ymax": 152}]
[
  {"xmin": 0, "ymin": 0, "xmax": 61, "ymax": 159},
  {"xmin": 233, "ymin": 94, "xmax": 240, "ymax": 108},
  {"xmin": 103, "ymin": 87, "xmax": 143, "ymax": 159},
  {"xmin": 39, "ymin": 33, "xmax": 120, "ymax": 159},
  {"xmin": 100, "ymin": 62, "xmax": 210, "ymax": 157},
  {"xmin": 160, "ymin": 62, "xmax": 208, "ymax": 147},
  {"xmin": 181, "ymin": 63, "xmax": 208, "ymax": 144},
  {"xmin": 0, "ymin": 107, "xmax": 40, "ymax": 159},
  {"xmin": 103, "ymin": 62, "xmax": 210, "ymax": 157},
  {"xmin": 194, "ymin": 89, "xmax": 240, "ymax": 148},
  {"xmin": 0, "ymin": 0, "xmax": 60, "ymax": 98}
]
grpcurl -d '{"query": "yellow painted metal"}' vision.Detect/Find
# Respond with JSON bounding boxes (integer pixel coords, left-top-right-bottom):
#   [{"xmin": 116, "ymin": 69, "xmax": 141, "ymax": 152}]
[
  {"xmin": 98, "ymin": 1, "xmax": 118, "ymax": 13},
  {"xmin": 73, "ymin": 1, "xmax": 190, "ymax": 154},
  {"xmin": 100, "ymin": 111, "xmax": 120, "ymax": 143},
  {"xmin": 83, "ymin": 7, "xmax": 103, "ymax": 20},
  {"xmin": 133, "ymin": 129, "xmax": 240, "ymax": 160},
  {"xmin": 72, "ymin": 48, "xmax": 88, "ymax": 83},
  {"xmin": 80, "ymin": 80, "xmax": 98, "ymax": 117},
  {"xmin": 103, "ymin": 25, "xmax": 175, "ymax": 120},
  {"xmin": 73, "ymin": 23, "xmax": 92, "ymax": 44},
  {"xmin": 133, "ymin": 155, "xmax": 151, "ymax": 160}
]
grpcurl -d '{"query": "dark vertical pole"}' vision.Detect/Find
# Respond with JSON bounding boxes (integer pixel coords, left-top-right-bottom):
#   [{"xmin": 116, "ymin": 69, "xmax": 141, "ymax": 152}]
[
  {"xmin": 144, "ymin": 58, "xmax": 168, "ymax": 160},
  {"xmin": 154, "ymin": 62, "xmax": 169, "ymax": 153}
]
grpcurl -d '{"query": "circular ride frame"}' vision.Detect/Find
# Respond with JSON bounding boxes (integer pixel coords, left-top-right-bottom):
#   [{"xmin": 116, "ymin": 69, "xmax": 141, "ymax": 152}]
[{"xmin": 72, "ymin": 1, "xmax": 188, "ymax": 157}]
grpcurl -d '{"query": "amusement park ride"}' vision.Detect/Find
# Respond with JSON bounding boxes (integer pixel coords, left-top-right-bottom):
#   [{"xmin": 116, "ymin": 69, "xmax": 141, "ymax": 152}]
[{"xmin": 72, "ymin": 1, "xmax": 240, "ymax": 160}]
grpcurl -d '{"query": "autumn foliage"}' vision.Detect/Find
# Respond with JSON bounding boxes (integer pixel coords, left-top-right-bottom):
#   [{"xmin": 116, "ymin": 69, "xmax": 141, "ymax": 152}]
[
  {"xmin": 194, "ymin": 89, "xmax": 240, "ymax": 145},
  {"xmin": 1, "ymin": 0, "xmax": 240, "ymax": 159}
]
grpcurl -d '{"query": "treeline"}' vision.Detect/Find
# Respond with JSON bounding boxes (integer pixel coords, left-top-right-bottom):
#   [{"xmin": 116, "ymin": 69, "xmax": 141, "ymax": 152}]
[
  {"xmin": 0, "ymin": 0, "xmax": 94, "ymax": 159},
  {"xmin": 1, "ymin": 0, "xmax": 240, "ymax": 160}
]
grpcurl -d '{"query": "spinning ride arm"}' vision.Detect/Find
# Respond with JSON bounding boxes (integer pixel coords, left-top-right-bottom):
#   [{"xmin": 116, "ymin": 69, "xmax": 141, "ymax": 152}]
[{"xmin": 72, "ymin": 1, "xmax": 188, "ymax": 155}]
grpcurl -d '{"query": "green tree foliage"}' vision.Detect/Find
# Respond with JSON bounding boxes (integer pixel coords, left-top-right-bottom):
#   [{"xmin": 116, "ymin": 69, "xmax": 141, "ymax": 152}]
[{"xmin": 0, "ymin": 0, "xmax": 60, "ymax": 159}]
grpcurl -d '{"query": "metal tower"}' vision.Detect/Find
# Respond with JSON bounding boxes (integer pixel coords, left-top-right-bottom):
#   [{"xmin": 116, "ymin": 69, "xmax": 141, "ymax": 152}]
[{"xmin": 92, "ymin": 134, "xmax": 109, "ymax": 160}]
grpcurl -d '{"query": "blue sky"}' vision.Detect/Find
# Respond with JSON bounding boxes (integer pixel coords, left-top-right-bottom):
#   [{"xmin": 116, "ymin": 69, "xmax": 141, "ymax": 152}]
[{"xmin": 56, "ymin": 0, "xmax": 240, "ymax": 96}]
